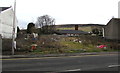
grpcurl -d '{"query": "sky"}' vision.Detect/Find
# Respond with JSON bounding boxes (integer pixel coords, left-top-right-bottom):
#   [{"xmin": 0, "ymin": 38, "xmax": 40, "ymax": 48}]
[{"xmin": 0, "ymin": 0, "xmax": 120, "ymax": 29}]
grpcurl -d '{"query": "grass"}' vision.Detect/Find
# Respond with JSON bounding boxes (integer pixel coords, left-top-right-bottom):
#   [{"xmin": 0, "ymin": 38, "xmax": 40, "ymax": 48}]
[
  {"xmin": 79, "ymin": 27, "xmax": 92, "ymax": 32},
  {"xmin": 57, "ymin": 26, "xmax": 92, "ymax": 32},
  {"xmin": 59, "ymin": 36, "xmax": 119, "ymax": 53},
  {"xmin": 60, "ymin": 41, "xmax": 83, "ymax": 49}
]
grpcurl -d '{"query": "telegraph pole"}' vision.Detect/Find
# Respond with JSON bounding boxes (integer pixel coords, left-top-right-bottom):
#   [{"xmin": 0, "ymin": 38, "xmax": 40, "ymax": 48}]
[{"xmin": 12, "ymin": 0, "xmax": 16, "ymax": 55}]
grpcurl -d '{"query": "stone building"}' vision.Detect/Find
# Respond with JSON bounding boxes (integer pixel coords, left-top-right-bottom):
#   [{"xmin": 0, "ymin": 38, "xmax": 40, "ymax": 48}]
[{"xmin": 104, "ymin": 18, "xmax": 120, "ymax": 41}]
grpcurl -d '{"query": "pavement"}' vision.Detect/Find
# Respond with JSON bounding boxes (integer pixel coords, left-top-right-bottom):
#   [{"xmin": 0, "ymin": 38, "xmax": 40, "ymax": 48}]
[{"xmin": 0, "ymin": 52, "xmax": 119, "ymax": 59}]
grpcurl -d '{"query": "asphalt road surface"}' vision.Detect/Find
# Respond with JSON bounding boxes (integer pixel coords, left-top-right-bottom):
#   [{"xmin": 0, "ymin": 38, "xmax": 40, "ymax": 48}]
[{"xmin": 1, "ymin": 54, "xmax": 119, "ymax": 72}]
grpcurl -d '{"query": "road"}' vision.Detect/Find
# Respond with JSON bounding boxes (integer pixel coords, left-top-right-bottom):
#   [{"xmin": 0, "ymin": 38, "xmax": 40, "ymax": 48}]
[{"xmin": 1, "ymin": 54, "xmax": 119, "ymax": 72}]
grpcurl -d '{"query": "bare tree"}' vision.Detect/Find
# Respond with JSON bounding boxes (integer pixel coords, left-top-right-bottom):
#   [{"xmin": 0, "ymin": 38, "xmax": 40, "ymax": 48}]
[{"xmin": 36, "ymin": 15, "xmax": 55, "ymax": 34}]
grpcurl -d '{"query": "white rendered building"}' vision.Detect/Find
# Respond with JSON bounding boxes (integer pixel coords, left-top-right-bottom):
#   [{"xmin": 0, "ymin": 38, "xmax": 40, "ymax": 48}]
[{"xmin": 0, "ymin": 7, "xmax": 18, "ymax": 39}]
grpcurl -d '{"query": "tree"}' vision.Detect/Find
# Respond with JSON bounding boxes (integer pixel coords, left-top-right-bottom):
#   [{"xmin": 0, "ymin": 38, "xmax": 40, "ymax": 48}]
[
  {"xmin": 92, "ymin": 28, "xmax": 99, "ymax": 35},
  {"xmin": 17, "ymin": 26, "xmax": 20, "ymax": 33},
  {"xmin": 36, "ymin": 15, "xmax": 55, "ymax": 34},
  {"xmin": 99, "ymin": 29, "xmax": 103, "ymax": 36},
  {"xmin": 27, "ymin": 22, "xmax": 36, "ymax": 34},
  {"xmin": 17, "ymin": 26, "xmax": 20, "ymax": 37}
]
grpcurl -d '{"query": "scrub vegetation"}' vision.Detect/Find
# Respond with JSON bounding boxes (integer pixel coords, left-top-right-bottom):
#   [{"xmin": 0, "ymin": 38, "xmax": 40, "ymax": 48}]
[{"xmin": 14, "ymin": 35, "xmax": 119, "ymax": 55}]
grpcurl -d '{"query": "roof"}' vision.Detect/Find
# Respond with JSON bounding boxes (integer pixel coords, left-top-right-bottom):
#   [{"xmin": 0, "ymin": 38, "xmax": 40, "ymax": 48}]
[
  {"xmin": 106, "ymin": 18, "xmax": 120, "ymax": 25},
  {"xmin": 0, "ymin": 7, "xmax": 11, "ymax": 12},
  {"xmin": 57, "ymin": 30, "xmax": 89, "ymax": 34},
  {"xmin": 55, "ymin": 24, "xmax": 105, "ymax": 29}
]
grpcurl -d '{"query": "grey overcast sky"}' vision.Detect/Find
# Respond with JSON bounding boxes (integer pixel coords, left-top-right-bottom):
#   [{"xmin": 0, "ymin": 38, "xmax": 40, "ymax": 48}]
[{"xmin": 0, "ymin": 0, "xmax": 119, "ymax": 29}]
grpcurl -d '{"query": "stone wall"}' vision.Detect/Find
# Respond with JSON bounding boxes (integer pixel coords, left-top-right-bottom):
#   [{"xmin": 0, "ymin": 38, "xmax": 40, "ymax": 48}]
[
  {"xmin": 0, "ymin": 35, "xmax": 2, "ymax": 55},
  {"xmin": 105, "ymin": 18, "xmax": 120, "ymax": 41}
]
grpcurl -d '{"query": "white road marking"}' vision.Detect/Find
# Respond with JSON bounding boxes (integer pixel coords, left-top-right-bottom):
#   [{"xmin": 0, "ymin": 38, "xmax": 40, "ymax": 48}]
[
  {"xmin": 65, "ymin": 69, "xmax": 81, "ymax": 72},
  {"xmin": 108, "ymin": 65, "xmax": 120, "ymax": 68}
]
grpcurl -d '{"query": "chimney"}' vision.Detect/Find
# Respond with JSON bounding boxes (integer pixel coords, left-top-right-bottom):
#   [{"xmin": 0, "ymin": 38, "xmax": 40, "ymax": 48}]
[{"xmin": 75, "ymin": 25, "xmax": 78, "ymax": 30}]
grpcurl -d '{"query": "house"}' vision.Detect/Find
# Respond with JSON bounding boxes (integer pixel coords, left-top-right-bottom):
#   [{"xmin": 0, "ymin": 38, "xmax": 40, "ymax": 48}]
[
  {"xmin": 104, "ymin": 18, "xmax": 120, "ymax": 41},
  {"xmin": 0, "ymin": 7, "xmax": 18, "ymax": 52},
  {"xmin": 0, "ymin": 7, "xmax": 18, "ymax": 39}
]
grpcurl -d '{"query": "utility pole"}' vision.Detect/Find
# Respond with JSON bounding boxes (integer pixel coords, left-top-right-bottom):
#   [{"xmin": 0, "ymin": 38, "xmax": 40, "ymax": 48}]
[{"xmin": 12, "ymin": 0, "xmax": 16, "ymax": 55}]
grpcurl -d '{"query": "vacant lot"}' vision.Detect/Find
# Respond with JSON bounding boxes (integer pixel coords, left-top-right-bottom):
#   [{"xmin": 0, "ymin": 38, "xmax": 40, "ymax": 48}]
[{"xmin": 10, "ymin": 34, "xmax": 119, "ymax": 55}]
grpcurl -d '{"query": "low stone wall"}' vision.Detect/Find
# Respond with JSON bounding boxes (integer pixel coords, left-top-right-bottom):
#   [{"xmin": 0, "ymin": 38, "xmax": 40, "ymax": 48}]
[
  {"xmin": 0, "ymin": 35, "xmax": 2, "ymax": 73},
  {"xmin": 2, "ymin": 39, "xmax": 12, "ymax": 51},
  {"xmin": 2, "ymin": 38, "xmax": 12, "ymax": 55},
  {"xmin": 0, "ymin": 35, "xmax": 2, "ymax": 55}
]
